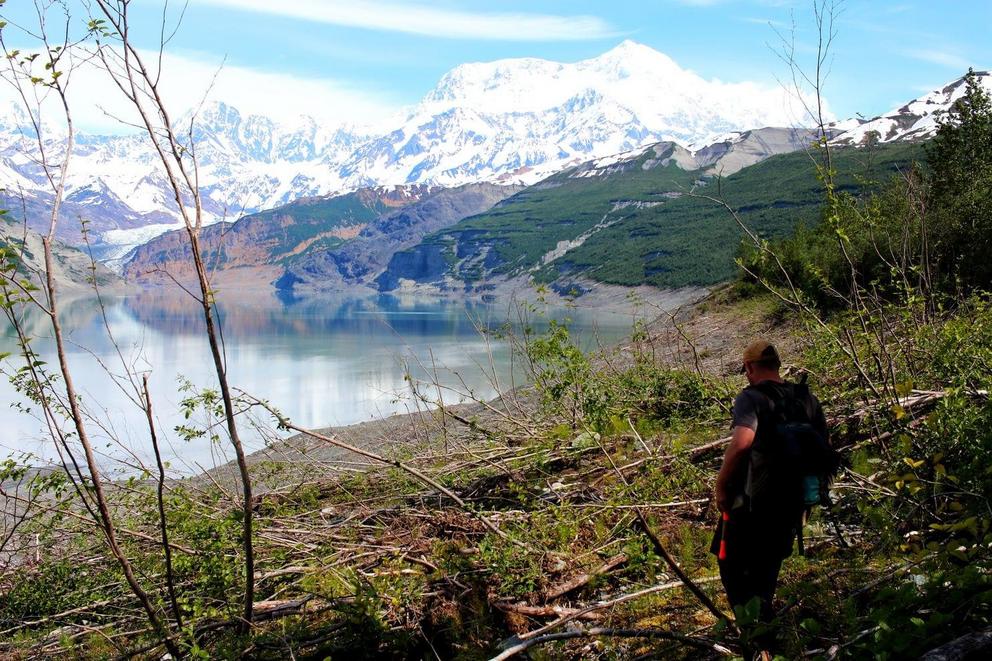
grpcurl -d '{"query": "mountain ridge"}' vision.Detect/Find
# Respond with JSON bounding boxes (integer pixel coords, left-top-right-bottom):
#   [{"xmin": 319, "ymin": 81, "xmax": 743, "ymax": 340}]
[
  {"xmin": 121, "ymin": 185, "xmax": 439, "ymax": 286},
  {"xmin": 832, "ymin": 70, "xmax": 992, "ymax": 146},
  {"xmin": 1, "ymin": 50, "xmax": 983, "ymax": 270}
]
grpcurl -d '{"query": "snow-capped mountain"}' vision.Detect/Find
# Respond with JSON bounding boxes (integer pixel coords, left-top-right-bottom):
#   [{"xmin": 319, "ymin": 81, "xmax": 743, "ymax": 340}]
[
  {"xmin": 0, "ymin": 41, "xmax": 822, "ymax": 256},
  {"xmin": 338, "ymin": 41, "xmax": 811, "ymax": 187},
  {"xmin": 832, "ymin": 70, "xmax": 992, "ymax": 146}
]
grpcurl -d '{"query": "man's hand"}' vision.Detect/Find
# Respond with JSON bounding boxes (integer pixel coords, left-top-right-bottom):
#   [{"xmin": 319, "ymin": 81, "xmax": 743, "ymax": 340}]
[{"xmin": 715, "ymin": 485, "xmax": 733, "ymax": 513}]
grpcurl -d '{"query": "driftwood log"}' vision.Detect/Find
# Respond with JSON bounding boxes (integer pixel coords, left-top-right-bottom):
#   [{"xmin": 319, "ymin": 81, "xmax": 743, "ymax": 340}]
[{"xmin": 920, "ymin": 628, "xmax": 992, "ymax": 661}]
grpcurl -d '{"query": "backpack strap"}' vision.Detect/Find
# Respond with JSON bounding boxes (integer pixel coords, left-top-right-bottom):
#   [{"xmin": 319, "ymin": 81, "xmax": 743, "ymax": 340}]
[{"xmin": 748, "ymin": 381, "xmax": 814, "ymax": 424}]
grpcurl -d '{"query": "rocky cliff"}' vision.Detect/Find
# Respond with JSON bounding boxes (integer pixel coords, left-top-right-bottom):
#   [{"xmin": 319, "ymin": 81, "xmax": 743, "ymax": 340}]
[
  {"xmin": 277, "ymin": 183, "xmax": 523, "ymax": 294},
  {"xmin": 122, "ymin": 186, "xmax": 436, "ymax": 286},
  {"xmin": 0, "ymin": 219, "xmax": 122, "ymax": 292}
]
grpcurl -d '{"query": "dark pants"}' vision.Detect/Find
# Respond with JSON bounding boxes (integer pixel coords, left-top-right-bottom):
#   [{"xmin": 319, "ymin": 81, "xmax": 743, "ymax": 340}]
[{"xmin": 713, "ymin": 508, "xmax": 793, "ymax": 622}]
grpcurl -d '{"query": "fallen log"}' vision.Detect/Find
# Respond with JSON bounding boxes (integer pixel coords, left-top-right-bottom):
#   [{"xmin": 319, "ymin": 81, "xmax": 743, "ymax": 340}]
[
  {"xmin": 688, "ymin": 435, "xmax": 732, "ymax": 462},
  {"xmin": 252, "ymin": 599, "xmax": 311, "ymax": 621},
  {"xmin": 543, "ymin": 553, "xmax": 628, "ymax": 601},
  {"xmin": 920, "ymin": 628, "xmax": 992, "ymax": 661},
  {"xmin": 507, "ymin": 575, "xmax": 723, "ymax": 646},
  {"xmin": 494, "ymin": 602, "xmax": 603, "ymax": 621}
]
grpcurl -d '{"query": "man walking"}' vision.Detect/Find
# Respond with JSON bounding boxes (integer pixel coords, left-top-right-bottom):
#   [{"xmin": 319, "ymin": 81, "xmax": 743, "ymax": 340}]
[{"xmin": 712, "ymin": 340, "xmax": 829, "ymax": 628}]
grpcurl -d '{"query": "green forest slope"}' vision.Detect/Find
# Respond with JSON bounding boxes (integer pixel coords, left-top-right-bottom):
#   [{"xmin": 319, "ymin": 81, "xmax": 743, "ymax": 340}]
[{"xmin": 380, "ymin": 142, "xmax": 922, "ymax": 292}]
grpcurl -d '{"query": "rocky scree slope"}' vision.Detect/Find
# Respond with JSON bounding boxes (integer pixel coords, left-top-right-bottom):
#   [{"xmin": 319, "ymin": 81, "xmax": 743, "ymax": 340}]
[
  {"xmin": 275, "ymin": 183, "xmax": 524, "ymax": 294},
  {"xmin": 123, "ymin": 183, "xmax": 522, "ymax": 291}
]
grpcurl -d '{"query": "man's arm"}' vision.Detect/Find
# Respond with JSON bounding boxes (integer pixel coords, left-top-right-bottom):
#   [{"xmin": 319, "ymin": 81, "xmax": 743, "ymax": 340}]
[{"xmin": 715, "ymin": 425, "xmax": 756, "ymax": 512}]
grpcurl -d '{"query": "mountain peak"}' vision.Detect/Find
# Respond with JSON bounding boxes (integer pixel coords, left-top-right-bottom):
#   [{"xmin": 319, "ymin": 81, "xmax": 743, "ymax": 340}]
[
  {"xmin": 609, "ymin": 38, "xmax": 651, "ymax": 52},
  {"xmin": 592, "ymin": 40, "xmax": 678, "ymax": 66},
  {"xmin": 420, "ymin": 41, "xmax": 798, "ymax": 131},
  {"xmin": 832, "ymin": 69, "xmax": 992, "ymax": 146}
]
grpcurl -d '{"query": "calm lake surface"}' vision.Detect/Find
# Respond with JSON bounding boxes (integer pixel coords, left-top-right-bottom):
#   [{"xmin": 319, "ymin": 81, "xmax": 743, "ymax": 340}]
[{"xmin": 0, "ymin": 291, "xmax": 635, "ymax": 474}]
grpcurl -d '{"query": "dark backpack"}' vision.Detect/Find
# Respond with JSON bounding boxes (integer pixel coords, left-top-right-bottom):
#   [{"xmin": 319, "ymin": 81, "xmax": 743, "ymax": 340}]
[{"xmin": 746, "ymin": 380, "xmax": 840, "ymax": 539}]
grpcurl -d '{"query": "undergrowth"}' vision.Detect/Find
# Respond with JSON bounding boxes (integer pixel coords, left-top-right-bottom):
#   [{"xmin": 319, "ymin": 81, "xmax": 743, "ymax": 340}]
[{"xmin": 2, "ymin": 287, "xmax": 990, "ymax": 660}]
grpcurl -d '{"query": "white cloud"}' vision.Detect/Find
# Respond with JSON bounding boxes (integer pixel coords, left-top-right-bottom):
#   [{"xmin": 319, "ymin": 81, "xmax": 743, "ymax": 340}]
[
  {"xmin": 0, "ymin": 46, "xmax": 401, "ymax": 134},
  {"xmin": 668, "ymin": 0, "xmax": 726, "ymax": 5},
  {"xmin": 904, "ymin": 49, "xmax": 972, "ymax": 72},
  {"xmin": 150, "ymin": 50, "xmax": 401, "ymax": 128},
  {"xmin": 194, "ymin": 0, "xmax": 616, "ymax": 41},
  {"xmin": 740, "ymin": 16, "xmax": 788, "ymax": 28}
]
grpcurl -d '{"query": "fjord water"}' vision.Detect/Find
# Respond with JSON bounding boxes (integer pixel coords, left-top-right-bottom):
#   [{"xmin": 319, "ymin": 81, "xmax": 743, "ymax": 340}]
[{"xmin": 1, "ymin": 291, "xmax": 633, "ymax": 474}]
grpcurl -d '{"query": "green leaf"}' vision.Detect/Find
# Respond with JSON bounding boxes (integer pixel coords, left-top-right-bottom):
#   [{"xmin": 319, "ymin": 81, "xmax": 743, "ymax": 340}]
[
  {"xmin": 896, "ymin": 381, "xmax": 915, "ymax": 397},
  {"xmin": 903, "ymin": 457, "xmax": 926, "ymax": 470}
]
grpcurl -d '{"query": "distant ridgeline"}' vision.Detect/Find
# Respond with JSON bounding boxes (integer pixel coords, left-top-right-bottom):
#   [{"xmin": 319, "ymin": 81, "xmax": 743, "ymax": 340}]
[
  {"xmin": 0, "ymin": 45, "xmax": 975, "ymax": 296},
  {"xmin": 0, "ymin": 39, "xmax": 982, "ymax": 295},
  {"xmin": 123, "ymin": 133, "xmax": 920, "ymax": 296}
]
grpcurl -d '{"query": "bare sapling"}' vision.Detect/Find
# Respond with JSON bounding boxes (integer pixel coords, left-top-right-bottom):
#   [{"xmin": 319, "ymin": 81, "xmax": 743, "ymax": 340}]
[
  {"xmin": 0, "ymin": 4, "xmax": 182, "ymax": 655},
  {"xmin": 88, "ymin": 0, "xmax": 257, "ymax": 631}
]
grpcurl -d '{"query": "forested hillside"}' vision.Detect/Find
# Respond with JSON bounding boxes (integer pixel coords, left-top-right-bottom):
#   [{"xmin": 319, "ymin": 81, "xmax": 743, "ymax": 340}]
[{"xmin": 380, "ymin": 141, "xmax": 920, "ymax": 292}]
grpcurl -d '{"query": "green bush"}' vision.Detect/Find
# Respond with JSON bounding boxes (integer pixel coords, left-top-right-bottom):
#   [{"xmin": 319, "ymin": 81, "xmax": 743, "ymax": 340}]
[{"xmin": 927, "ymin": 70, "xmax": 992, "ymax": 291}]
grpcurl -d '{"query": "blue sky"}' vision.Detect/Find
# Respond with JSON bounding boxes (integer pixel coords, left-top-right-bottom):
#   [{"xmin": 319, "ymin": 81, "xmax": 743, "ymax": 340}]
[{"xmin": 1, "ymin": 1, "xmax": 988, "ymax": 130}]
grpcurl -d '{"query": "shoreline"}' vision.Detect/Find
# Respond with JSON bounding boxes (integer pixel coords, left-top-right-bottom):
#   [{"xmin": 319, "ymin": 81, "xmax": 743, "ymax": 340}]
[{"xmin": 123, "ymin": 275, "xmax": 709, "ymax": 318}]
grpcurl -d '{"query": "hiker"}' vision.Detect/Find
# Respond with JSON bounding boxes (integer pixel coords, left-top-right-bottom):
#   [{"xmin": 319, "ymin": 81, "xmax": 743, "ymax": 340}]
[{"xmin": 712, "ymin": 340, "xmax": 832, "ymax": 628}]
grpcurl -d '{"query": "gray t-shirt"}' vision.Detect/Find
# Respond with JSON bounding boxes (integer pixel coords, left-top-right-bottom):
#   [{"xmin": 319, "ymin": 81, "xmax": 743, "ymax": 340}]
[
  {"xmin": 731, "ymin": 388, "xmax": 764, "ymax": 431},
  {"xmin": 731, "ymin": 381, "xmax": 827, "ymax": 438}
]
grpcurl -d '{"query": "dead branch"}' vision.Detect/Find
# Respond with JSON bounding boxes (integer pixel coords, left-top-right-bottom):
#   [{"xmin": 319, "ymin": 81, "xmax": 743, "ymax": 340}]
[
  {"xmin": 543, "ymin": 553, "xmax": 628, "ymax": 601},
  {"xmin": 494, "ymin": 602, "xmax": 603, "ymax": 621},
  {"xmin": 508, "ymin": 576, "xmax": 722, "ymax": 646},
  {"xmin": 92, "ymin": 1, "xmax": 258, "ymax": 630},
  {"xmin": 493, "ymin": 625, "xmax": 733, "ymax": 660},
  {"xmin": 920, "ymin": 628, "xmax": 992, "ymax": 661},
  {"xmin": 633, "ymin": 512, "xmax": 728, "ymax": 623}
]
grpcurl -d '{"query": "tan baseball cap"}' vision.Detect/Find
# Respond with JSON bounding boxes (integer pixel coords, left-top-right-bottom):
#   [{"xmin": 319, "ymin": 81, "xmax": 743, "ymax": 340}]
[{"xmin": 741, "ymin": 339, "xmax": 780, "ymax": 372}]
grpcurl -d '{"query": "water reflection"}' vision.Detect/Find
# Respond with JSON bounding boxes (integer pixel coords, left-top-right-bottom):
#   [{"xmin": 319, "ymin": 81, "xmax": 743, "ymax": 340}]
[
  {"xmin": 1, "ymin": 290, "xmax": 632, "ymax": 473},
  {"xmin": 123, "ymin": 290, "xmax": 503, "ymax": 343}
]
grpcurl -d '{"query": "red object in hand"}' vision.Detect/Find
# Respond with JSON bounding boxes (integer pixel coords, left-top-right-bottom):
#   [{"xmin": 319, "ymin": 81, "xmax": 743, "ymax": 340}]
[{"xmin": 718, "ymin": 512, "xmax": 730, "ymax": 560}]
